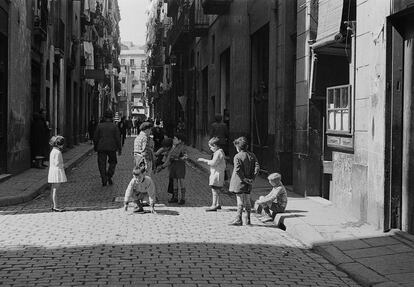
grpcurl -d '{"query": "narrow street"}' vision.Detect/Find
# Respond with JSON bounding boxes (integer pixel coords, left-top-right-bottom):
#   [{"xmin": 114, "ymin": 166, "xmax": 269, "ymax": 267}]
[{"xmin": 0, "ymin": 138, "xmax": 360, "ymax": 287}]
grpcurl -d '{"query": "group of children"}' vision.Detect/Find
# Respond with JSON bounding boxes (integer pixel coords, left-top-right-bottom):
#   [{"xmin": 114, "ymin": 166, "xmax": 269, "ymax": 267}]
[{"xmin": 47, "ymin": 130, "xmax": 288, "ymax": 226}]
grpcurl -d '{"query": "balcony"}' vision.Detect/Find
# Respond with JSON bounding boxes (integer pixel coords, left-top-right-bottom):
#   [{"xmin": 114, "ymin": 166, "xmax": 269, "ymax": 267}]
[
  {"xmin": 201, "ymin": 0, "xmax": 232, "ymax": 15},
  {"xmin": 166, "ymin": 0, "xmax": 179, "ymax": 17},
  {"xmin": 167, "ymin": 3, "xmax": 191, "ymax": 49},
  {"xmin": 54, "ymin": 19, "xmax": 65, "ymax": 56},
  {"xmin": 189, "ymin": 0, "xmax": 210, "ymax": 37},
  {"xmin": 33, "ymin": 0, "xmax": 48, "ymax": 41}
]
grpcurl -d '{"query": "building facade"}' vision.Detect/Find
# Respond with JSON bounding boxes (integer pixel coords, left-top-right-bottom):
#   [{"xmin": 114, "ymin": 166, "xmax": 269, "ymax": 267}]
[
  {"xmin": 147, "ymin": 0, "xmax": 414, "ymax": 235},
  {"xmin": 118, "ymin": 43, "xmax": 148, "ymax": 119},
  {"xmin": 0, "ymin": 0, "xmax": 120, "ymax": 176}
]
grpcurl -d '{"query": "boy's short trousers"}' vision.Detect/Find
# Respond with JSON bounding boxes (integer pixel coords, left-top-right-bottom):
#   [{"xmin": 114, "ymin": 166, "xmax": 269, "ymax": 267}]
[{"xmin": 270, "ymin": 202, "xmax": 286, "ymax": 213}]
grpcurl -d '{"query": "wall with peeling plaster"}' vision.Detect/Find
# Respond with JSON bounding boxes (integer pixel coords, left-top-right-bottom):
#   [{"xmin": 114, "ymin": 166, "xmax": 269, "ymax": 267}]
[{"xmin": 329, "ymin": 0, "xmax": 390, "ymax": 229}]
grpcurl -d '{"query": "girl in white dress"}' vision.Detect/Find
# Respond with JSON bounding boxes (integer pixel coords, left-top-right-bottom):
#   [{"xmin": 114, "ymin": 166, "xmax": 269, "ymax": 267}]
[
  {"xmin": 197, "ymin": 137, "xmax": 226, "ymax": 211},
  {"xmin": 48, "ymin": 135, "xmax": 67, "ymax": 212}
]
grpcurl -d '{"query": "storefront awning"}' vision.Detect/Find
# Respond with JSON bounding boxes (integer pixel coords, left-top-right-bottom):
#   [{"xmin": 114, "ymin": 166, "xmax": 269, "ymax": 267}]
[{"xmin": 312, "ymin": 0, "xmax": 344, "ymax": 49}]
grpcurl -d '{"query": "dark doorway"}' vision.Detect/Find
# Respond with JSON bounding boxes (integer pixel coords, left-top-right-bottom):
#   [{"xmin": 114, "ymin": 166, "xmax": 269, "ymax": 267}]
[
  {"xmin": 31, "ymin": 62, "xmax": 41, "ymax": 114},
  {"xmin": 251, "ymin": 24, "xmax": 269, "ymax": 167},
  {"xmin": 0, "ymin": 8, "xmax": 8, "ymax": 174},
  {"xmin": 201, "ymin": 67, "xmax": 208, "ymax": 140}
]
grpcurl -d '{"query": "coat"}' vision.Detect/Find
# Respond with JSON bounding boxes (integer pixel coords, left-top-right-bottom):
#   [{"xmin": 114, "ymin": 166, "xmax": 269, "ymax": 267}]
[
  {"xmin": 205, "ymin": 149, "xmax": 226, "ymax": 187},
  {"xmin": 93, "ymin": 121, "xmax": 121, "ymax": 152},
  {"xmin": 229, "ymin": 151, "xmax": 260, "ymax": 193}
]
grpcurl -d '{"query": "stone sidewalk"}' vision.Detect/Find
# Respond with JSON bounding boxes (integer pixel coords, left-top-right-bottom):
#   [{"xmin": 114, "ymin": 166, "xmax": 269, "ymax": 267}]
[
  {"xmin": 0, "ymin": 143, "xmax": 94, "ymax": 207},
  {"xmin": 186, "ymin": 145, "xmax": 414, "ymax": 287}
]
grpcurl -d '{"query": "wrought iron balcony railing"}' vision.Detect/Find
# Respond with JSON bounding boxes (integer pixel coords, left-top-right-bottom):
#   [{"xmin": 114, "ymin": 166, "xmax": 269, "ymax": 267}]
[
  {"xmin": 190, "ymin": 0, "xmax": 210, "ymax": 37},
  {"xmin": 201, "ymin": 0, "xmax": 232, "ymax": 15}
]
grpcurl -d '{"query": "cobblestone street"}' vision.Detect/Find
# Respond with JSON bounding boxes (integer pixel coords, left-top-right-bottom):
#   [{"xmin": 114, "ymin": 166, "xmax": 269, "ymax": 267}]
[{"xmin": 0, "ymin": 138, "xmax": 360, "ymax": 286}]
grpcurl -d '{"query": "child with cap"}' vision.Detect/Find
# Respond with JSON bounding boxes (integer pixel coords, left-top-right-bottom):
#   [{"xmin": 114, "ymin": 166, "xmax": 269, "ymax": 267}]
[
  {"xmin": 124, "ymin": 166, "xmax": 157, "ymax": 214},
  {"xmin": 254, "ymin": 172, "xmax": 288, "ymax": 223}
]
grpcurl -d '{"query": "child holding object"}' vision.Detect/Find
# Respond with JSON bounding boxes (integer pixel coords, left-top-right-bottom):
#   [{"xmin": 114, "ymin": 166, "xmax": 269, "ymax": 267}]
[
  {"xmin": 48, "ymin": 135, "xmax": 67, "ymax": 212},
  {"xmin": 228, "ymin": 136, "xmax": 260, "ymax": 226},
  {"xmin": 254, "ymin": 172, "xmax": 288, "ymax": 223},
  {"xmin": 157, "ymin": 133, "xmax": 188, "ymax": 204},
  {"xmin": 197, "ymin": 137, "xmax": 226, "ymax": 211},
  {"xmin": 124, "ymin": 166, "xmax": 157, "ymax": 214}
]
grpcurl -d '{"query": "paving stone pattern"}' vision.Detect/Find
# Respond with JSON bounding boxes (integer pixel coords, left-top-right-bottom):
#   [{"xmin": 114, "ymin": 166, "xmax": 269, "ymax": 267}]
[{"xmin": 0, "ymin": 138, "xmax": 361, "ymax": 286}]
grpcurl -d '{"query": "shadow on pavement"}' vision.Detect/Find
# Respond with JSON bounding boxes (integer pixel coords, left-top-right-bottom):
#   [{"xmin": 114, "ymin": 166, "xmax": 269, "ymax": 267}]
[{"xmin": 0, "ymin": 242, "xmax": 358, "ymax": 286}]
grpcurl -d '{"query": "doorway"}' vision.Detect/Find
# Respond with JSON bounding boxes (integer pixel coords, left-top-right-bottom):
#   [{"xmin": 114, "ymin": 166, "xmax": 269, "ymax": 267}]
[{"xmin": 251, "ymin": 24, "xmax": 269, "ymax": 167}]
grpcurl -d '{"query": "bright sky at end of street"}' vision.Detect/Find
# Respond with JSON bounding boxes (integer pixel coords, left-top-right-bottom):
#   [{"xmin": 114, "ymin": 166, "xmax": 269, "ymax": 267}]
[{"xmin": 118, "ymin": 0, "xmax": 150, "ymax": 47}]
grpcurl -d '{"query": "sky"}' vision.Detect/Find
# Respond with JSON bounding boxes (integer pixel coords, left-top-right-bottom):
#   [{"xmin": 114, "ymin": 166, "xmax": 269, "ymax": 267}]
[{"xmin": 118, "ymin": 0, "xmax": 150, "ymax": 47}]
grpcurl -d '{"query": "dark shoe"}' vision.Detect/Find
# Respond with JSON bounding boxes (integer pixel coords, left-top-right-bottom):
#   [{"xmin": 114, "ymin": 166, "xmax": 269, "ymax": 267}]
[
  {"xmin": 178, "ymin": 199, "xmax": 185, "ymax": 205},
  {"xmin": 229, "ymin": 218, "xmax": 242, "ymax": 226},
  {"xmin": 102, "ymin": 181, "xmax": 107, "ymax": 186},
  {"xmin": 205, "ymin": 206, "xmax": 218, "ymax": 212},
  {"xmin": 216, "ymin": 205, "xmax": 222, "ymax": 210},
  {"xmin": 278, "ymin": 222, "xmax": 287, "ymax": 231},
  {"xmin": 108, "ymin": 178, "xmax": 113, "ymax": 185},
  {"xmin": 245, "ymin": 211, "xmax": 251, "ymax": 225},
  {"xmin": 133, "ymin": 207, "xmax": 145, "ymax": 213},
  {"xmin": 51, "ymin": 207, "xmax": 65, "ymax": 212},
  {"xmin": 168, "ymin": 198, "xmax": 178, "ymax": 203}
]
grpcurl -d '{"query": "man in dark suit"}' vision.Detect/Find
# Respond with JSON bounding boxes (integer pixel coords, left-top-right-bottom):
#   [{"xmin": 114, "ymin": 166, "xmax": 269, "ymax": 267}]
[{"xmin": 94, "ymin": 110, "xmax": 122, "ymax": 186}]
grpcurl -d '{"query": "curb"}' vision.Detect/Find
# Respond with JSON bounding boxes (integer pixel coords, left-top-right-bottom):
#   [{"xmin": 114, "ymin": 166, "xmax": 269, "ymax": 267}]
[
  {"xmin": 187, "ymin": 153, "xmax": 397, "ymax": 287},
  {"xmin": 0, "ymin": 146, "xmax": 94, "ymax": 207}
]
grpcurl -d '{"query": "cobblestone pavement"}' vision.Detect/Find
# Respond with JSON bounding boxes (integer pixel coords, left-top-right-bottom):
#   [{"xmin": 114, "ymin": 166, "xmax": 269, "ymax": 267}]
[{"xmin": 0, "ymin": 138, "xmax": 360, "ymax": 286}]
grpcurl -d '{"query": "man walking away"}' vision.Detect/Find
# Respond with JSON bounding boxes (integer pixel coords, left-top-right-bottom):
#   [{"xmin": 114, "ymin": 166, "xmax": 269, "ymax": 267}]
[{"xmin": 94, "ymin": 110, "xmax": 122, "ymax": 186}]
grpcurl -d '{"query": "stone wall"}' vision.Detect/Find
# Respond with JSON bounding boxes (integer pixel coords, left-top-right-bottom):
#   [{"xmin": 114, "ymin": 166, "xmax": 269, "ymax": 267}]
[{"xmin": 7, "ymin": 0, "xmax": 32, "ymax": 173}]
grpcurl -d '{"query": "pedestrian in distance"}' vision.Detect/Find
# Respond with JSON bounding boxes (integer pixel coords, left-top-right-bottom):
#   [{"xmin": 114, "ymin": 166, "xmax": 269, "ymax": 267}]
[
  {"xmin": 118, "ymin": 116, "xmax": 127, "ymax": 147},
  {"xmin": 30, "ymin": 110, "xmax": 50, "ymax": 168},
  {"xmin": 152, "ymin": 119, "xmax": 165, "ymax": 151},
  {"xmin": 88, "ymin": 117, "xmax": 97, "ymax": 144},
  {"xmin": 254, "ymin": 173, "xmax": 287, "ymax": 227},
  {"xmin": 48, "ymin": 135, "xmax": 67, "ymax": 212},
  {"xmin": 228, "ymin": 136, "xmax": 260, "ymax": 226},
  {"xmin": 126, "ymin": 116, "xmax": 132, "ymax": 137},
  {"xmin": 209, "ymin": 113, "xmax": 229, "ymax": 153},
  {"xmin": 157, "ymin": 133, "xmax": 188, "ymax": 204},
  {"xmin": 134, "ymin": 121, "xmax": 155, "ymax": 175},
  {"xmin": 197, "ymin": 137, "xmax": 226, "ymax": 212},
  {"xmin": 93, "ymin": 110, "xmax": 122, "ymax": 186},
  {"xmin": 124, "ymin": 166, "xmax": 157, "ymax": 214}
]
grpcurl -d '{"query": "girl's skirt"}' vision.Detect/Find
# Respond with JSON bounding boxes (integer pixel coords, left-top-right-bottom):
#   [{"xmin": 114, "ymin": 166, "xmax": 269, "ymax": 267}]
[{"xmin": 169, "ymin": 159, "xmax": 186, "ymax": 179}]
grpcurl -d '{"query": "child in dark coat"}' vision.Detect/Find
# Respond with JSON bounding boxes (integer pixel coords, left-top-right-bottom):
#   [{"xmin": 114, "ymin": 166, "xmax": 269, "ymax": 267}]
[{"xmin": 228, "ymin": 136, "xmax": 260, "ymax": 226}]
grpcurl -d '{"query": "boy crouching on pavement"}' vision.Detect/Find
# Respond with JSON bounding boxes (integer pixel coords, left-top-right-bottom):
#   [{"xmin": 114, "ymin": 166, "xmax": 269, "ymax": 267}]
[
  {"xmin": 254, "ymin": 173, "xmax": 287, "ymax": 223},
  {"xmin": 124, "ymin": 166, "xmax": 157, "ymax": 214}
]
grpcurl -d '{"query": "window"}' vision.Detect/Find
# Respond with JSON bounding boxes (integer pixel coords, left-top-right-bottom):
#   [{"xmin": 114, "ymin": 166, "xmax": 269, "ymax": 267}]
[
  {"xmin": 122, "ymin": 77, "xmax": 126, "ymax": 84},
  {"xmin": 130, "ymin": 59, "xmax": 134, "ymax": 66},
  {"xmin": 326, "ymin": 84, "xmax": 351, "ymax": 134},
  {"xmin": 131, "ymin": 70, "xmax": 135, "ymax": 76},
  {"xmin": 121, "ymin": 59, "xmax": 125, "ymax": 65}
]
